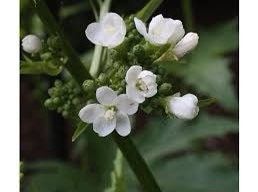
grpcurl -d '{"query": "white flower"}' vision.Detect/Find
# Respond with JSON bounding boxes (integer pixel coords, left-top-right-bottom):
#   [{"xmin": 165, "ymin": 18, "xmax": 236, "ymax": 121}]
[
  {"xmin": 134, "ymin": 14, "xmax": 185, "ymax": 46},
  {"xmin": 79, "ymin": 86, "xmax": 138, "ymax": 137},
  {"xmin": 22, "ymin": 34, "xmax": 42, "ymax": 54},
  {"xmin": 85, "ymin": 12, "xmax": 126, "ymax": 48},
  {"xmin": 126, "ymin": 65, "xmax": 157, "ymax": 103},
  {"xmin": 167, "ymin": 93, "xmax": 199, "ymax": 120},
  {"xmin": 172, "ymin": 32, "xmax": 199, "ymax": 58}
]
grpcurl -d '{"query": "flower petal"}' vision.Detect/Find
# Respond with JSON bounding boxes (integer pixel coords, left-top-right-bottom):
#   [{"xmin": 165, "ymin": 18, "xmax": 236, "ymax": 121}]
[
  {"xmin": 125, "ymin": 65, "xmax": 142, "ymax": 85},
  {"xmin": 115, "ymin": 113, "xmax": 131, "ymax": 136},
  {"xmin": 114, "ymin": 94, "xmax": 139, "ymax": 115},
  {"xmin": 134, "ymin": 17, "xmax": 148, "ymax": 37},
  {"xmin": 85, "ymin": 22, "xmax": 103, "ymax": 46},
  {"xmin": 126, "ymin": 85, "xmax": 145, "ymax": 103},
  {"xmin": 173, "ymin": 32, "xmax": 199, "ymax": 58},
  {"xmin": 78, "ymin": 104, "xmax": 105, "ymax": 123},
  {"xmin": 96, "ymin": 86, "xmax": 117, "ymax": 105},
  {"xmin": 93, "ymin": 116, "xmax": 116, "ymax": 137},
  {"xmin": 148, "ymin": 14, "xmax": 164, "ymax": 33},
  {"xmin": 168, "ymin": 20, "xmax": 185, "ymax": 46},
  {"xmin": 85, "ymin": 13, "xmax": 126, "ymax": 48},
  {"xmin": 143, "ymin": 83, "xmax": 157, "ymax": 98},
  {"xmin": 100, "ymin": 13, "xmax": 126, "ymax": 48}
]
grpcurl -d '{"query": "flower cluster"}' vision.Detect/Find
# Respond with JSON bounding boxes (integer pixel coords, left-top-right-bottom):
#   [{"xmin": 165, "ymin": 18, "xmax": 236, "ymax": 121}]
[{"xmin": 79, "ymin": 12, "xmax": 200, "ymax": 137}]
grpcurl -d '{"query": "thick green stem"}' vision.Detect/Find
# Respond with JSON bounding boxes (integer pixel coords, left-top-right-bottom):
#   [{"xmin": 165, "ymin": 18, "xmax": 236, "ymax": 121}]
[
  {"xmin": 181, "ymin": 0, "xmax": 194, "ymax": 31},
  {"xmin": 33, "ymin": 0, "xmax": 162, "ymax": 191},
  {"xmin": 136, "ymin": 0, "xmax": 164, "ymax": 22},
  {"xmin": 32, "ymin": 0, "xmax": 91, "ymax": 85},
  {"xmin": 112, "ymin": 133, "xmax": 162, "ymax": 192}
]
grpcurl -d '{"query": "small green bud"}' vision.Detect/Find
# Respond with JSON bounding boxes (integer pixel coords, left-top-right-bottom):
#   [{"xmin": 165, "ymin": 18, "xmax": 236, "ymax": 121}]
[
  {"xmin": 53, "ymin": 97, "xmax": 60, "ymax": 104},
  {"xmin": 54, "ymin": 80, "xmax": 62, "ymax": 87},
  {"xmin": 40, "ymin": 52, "xmax": 52, "ymax": 60},
  {"xmin": 72, "ymin": 98, "xmax": 80, "ymax": 105},
  {"xmin": 159, "ymin": 83, "xmax": 172, "ymax": 95},
  {"xmin": 62, "ymin": 110, "xmax": 69, "ymax": 118},
  {"xmin": 82, "ymin": 79, "xmax": 95, "ymax": 92},
  {"xmin": 97, "ymin": 73, "xmax": 107, "ymax": 84}
]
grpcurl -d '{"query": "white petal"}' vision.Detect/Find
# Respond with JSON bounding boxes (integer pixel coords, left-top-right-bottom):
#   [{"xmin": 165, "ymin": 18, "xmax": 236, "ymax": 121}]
[
  {"xmin": 22, "ymin": 34, "xmax": 42, "ymax": 53},
  {"xmin": 78, "ymin": 104, "xmax": 105, "ymax": 123},
  {"xmin": 100, "ymin": 13, "xmax": 127, "ymax": 48},
  {"xmin": 126, "ymin": 85, "xmax": 145, "ymax": 103},
  {"xmin": 134, "ymin": 17, "xmax": 148, "ymax": 37},
  {"xmin": 85, "ymin": 13, "xmax": 126, "ymax": 48},
  {"xmin": 148, "ymin": 14, "xmax": 164, "ymax": 33},
  {"xmin": 173, "ymin": 32, "xmax": 199, "ymax": 58},
  {"xmin": 168, "ymin": 20, "xmax": 185, "ymax": 46},
  {"xmin": 183, "ymin": 94, "xmax": 198, "ymax": 105},
  {"xmin": 125, "ymin": 65, "xmax": 142, "ymax": 85},
  {"xmin": 85, "ymin": 22, "xmax": 103, "ymax": 46},
  {"xmin": 143, "ymin": 83, "xmax": 158, "ymax": 98},
  {"xmin": 114, "ymin": 94, "xmax": 139, "ymax": 115},
  {"xmin": 96, "ymin": 86, "xmax": 117, "ymax": 105},
  {"xmin": 148, "ymin": 15, "xmax": 176, "ymax": 45},
  {"xmin": 168, "ymin": 94, "xmax": 199, "ymax": 120},
  {"xmin": 93, "ymin": 116, "xmax": 116, "ymax": 137},
  {"xmin": 115, "ymin": 113, "xmax": 131, "ymax": 136},
  {"xmin": 138, "ymin": 70, "xmax": 156, "ymax": 80}
]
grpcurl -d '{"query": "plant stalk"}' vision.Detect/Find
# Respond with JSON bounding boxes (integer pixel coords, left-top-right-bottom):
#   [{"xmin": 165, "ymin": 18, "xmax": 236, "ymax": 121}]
[
  {"xmin": 31, "ymin": 0, "xmax": 91, "ymax": 85},
  {"xmin": 181, "ymin": 0, "xmax": 194, "ymax": 31},
  {"xmin": 112, "ymin": 133, "xmax": 162, "ymax": 192},
  {"xmin": 136, "ymin": 0, "xmax": 164, "ymax": 22}
]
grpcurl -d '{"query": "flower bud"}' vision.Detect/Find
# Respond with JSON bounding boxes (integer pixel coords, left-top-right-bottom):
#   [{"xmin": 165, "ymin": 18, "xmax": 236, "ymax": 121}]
[
  {"xmin": 167, "ymin": 93, "xmax": 199, "ymax": 120},
  {"xmin": 22, "ymin": 34, "xmax": 42, "ymax": 54},
  {"xmin": 173, "ymin": 32, "xmax": 199, "ymax": 58}
]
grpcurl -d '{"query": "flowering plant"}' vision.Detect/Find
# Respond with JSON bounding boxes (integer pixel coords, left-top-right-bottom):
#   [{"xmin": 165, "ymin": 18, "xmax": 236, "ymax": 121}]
[{"xmin": 20, "ymin": 0, "xmax": 238, "ymax": 191}]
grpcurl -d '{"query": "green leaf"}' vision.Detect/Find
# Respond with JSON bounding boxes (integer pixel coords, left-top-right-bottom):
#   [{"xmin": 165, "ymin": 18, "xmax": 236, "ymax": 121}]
[
  {"xmin": 72, "ymin": 122, "xmax": 88, "ymax": 142},
  {"xmin": 105, "ymin": 150, "xmax": 125, "ymax": 192},
  {"xmin": 153, "ymin": 153, "xmax": 238, "ymax": 192},
  {"xmin": 25, "ymin": 161, "xmax": 95, "ymax": 192},
  {"xmin": 164, "ymin": 21, "xmax": 238, "ymax": 110},
  {"xmin": 20, "ymin": 60, "xmax": 62, "ymax": 76},
  {"xmin": 136, "ymin": 113, "xmax": 238, "ymax": 162}
]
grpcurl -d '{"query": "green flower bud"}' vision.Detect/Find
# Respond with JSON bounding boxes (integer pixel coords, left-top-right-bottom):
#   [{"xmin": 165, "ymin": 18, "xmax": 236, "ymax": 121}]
[
  {"xmin": 82, "ymin": 80, "xmax": 95, "ymax": 92},
  {"xmin": 72, "ymin": 98, "xmax": 80, "ymax": 105},
  {"xmin": 159, "ymin": 83, "xmax": 172, "ymax": 95},
  {"xmin": 40, "ymin": 52, "xmax": 52, "ymax": 60},
  {"xmin": 54, "ymin": 80, "xmax": 62, "ymax": 87},
  {"xmin": 97, "ymin": 73, "xmax": 107, "ymax": 84},
  {"xmin": 62, "ymin": 110, "xmax": 69, "ymax": 118},
  {"xmin": 53, "ymin": 97, "xmax": 60, "ymax": 104},
  {"xmin": 44, "ymin": 98, "xmax": 52, "ymax": 107}
]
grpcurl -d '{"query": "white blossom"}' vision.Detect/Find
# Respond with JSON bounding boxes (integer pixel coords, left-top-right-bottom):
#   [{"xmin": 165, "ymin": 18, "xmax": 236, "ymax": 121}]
[
  {"xmin": 126, "ymin": 65, "xmax": 157, "ymax": 103},
  {"xmin": 172, "ymin": 32, "xmax": 199, "ymax": 58},
  {"xmin": 22, "ymin": 34, "xmax": 42, "ymax": 54},
  {"xmin": 79, "ymin": 86, "xmax": 138, "ymax": 137},
  {"xmin": 134, "ymin": 14, "xmax": 185, "ymax": 46},
  {"xmin": 167, "ymin": 92, "xmax": 199, "ymax": 120},
  {"xmin": 85, "ymin": 12, "xmax": 126, "ymax": 48},
  {"xmin": 134, "ymin": 14, "xmax": 199, "ymax": 58}
]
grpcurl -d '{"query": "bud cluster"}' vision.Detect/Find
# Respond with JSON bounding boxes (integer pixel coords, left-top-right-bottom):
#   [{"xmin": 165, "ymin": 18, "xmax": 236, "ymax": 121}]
[{"xmin": 44, "ymin": 80, "xmax": 85, "ymax": 118}]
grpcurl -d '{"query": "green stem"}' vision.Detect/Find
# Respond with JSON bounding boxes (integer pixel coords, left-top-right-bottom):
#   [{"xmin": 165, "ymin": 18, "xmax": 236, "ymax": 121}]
[
  {"xmin": 32, "ymin": 0, "xmax": 91, "ymax": 85},
  {"xmin": 137, "ymin": 0, "xmax": 164, "ymax": 22},
  {"xmin": 112, "ymin": 133, "xmax": 162, "ymax": 192},
  {"xmin": 181, "ymin": 0, "xmax": 194, "ymax": 31},
  {"xmin": 33, "ymin": 0, "xmax": 162, "ymax": 191},
  {"xmin": 89, "ymin": 0, "xmax": 111, "ymax": 77}
]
